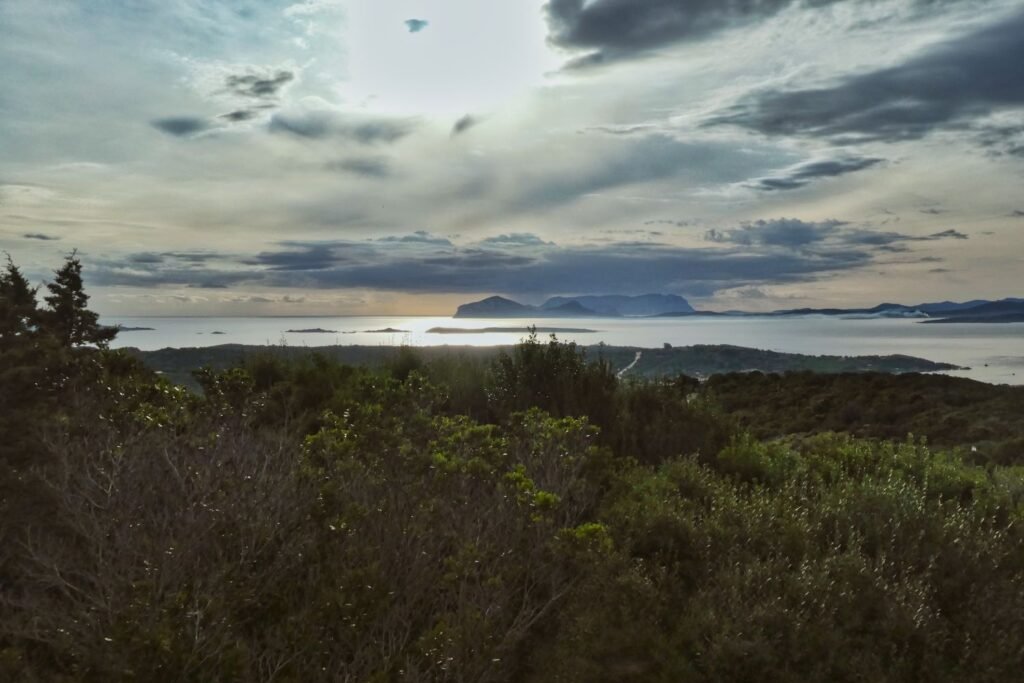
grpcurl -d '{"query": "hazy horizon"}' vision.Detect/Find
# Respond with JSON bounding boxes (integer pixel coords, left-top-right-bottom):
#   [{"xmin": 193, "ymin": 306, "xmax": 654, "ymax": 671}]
[{"xmin": 3, "ymin": 1, "xmax": 1024, "ymax": 316}]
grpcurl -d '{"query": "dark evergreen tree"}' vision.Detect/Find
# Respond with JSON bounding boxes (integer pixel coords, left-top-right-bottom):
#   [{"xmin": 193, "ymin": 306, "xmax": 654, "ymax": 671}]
[
  {"xmin": 0, "ymin": 256, "xmax": 45, "ymax": 464},
  {"xmin": 41, "ymin": 252, "xmax": 116, "ymax": 348},
  {"xmin": 0, "ymin": 255, "xmax": 38, "ymax": 345},
  {"xmin": 0, "ymin": 256, "xmax": 51, "ymax": 535}
]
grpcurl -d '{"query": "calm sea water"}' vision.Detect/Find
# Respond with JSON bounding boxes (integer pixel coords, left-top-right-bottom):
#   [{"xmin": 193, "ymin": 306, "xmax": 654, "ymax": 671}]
[{"xmin": 105, "ymin": 315, "xmax": 1024, "ymax": 385}]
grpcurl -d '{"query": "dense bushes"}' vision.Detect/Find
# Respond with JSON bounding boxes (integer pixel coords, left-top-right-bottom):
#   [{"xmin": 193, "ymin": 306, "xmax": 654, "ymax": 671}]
[
  {"xmin": 3, "ymin": 256, "xmax": 1024, "ymax": 680},
  {"xmin": 534, "ymin": 436, "xmax": 1024, "ymax": 681},
  {"xmin": 705, "ymin": 372, "xmax": 1024, "ymax": 465},
  {"xmin": 3, "ymin": 375, "xmax": 608, "ymax": 680}
]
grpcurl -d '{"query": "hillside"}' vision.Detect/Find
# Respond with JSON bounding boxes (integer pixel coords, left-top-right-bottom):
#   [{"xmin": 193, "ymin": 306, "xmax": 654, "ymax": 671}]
[{"xmin": 127, "ymin": 343, "xmax": 961, "ymax": 390}]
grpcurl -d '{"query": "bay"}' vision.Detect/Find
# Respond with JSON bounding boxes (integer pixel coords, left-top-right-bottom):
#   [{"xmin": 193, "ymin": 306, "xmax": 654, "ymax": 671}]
[{"xmin": 104, "ymin": 315, "xmax": 1024, "ymax": 385}]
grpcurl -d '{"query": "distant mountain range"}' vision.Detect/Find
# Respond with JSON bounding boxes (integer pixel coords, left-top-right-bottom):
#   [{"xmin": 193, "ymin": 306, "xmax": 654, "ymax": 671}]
[
  {"xmin": 918, "ymin": 299, "xmax": 1024, "ymax": 323},
  {"xmin": 542, "ymin": 294, "xmax": 694, "ymax": 316},
  {"xmin": 454, "ymin": 295, "xmax": 1024, "ymax": 323},
  {"xmin": 454, "ymin": 294, "xmax": 693, "ymax": 318},
  {"xmin": 763, "ymin": 298, "xmax": 1024, "ymax": 322}
]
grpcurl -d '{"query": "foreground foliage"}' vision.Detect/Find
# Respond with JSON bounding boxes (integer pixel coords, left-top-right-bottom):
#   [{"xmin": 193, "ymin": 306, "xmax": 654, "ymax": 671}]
[{"xmin": 2, "ymin": 257, "xmax": 1023, "ymax": 681}]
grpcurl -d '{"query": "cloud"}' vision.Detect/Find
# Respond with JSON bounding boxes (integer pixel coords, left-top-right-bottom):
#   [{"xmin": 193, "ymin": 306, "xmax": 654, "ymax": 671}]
[
  {"xmin": 508, "ymin": 134, "xmax": 792, "ymax": 212},
  {"xmin": 88, "ymin": 262, "xmax": 251, "ymax": 289},
  {"xmin": 928, "ymin": 229, "xmax": 968, "ymax": 240},
  {"xmin": 284, "ymin": 0, "xmax": 345, "ymax": 19},
  {"xmin": 245, "ymin": 243, "xmax": 354, "ymax": 271},
  {"xmin": 220, "ymin": 109, "xmax": 261, "ymax": 122},
  {"xmin": 452, "ymin": 114, "xmax": 478, "ymax": 136},
  {"xmin": 601, "ymin": 229, "xmax": 666, "ymax": 238},
  {"xmin": 546, "ymin": 0, "xmax": 997, "ymax": 69},
  {"xmin": 224, "ymin": 70, "xmax": 294, "ymax": 99},
  {"xmin": 405, "ymin": 19, "xmax": 429, "ymax": 33},
  {"xmin": 375, "ymin": 231, "xmax": 454, "ymax": 246},
  {"xmin": 151, "ymin": 117, "xmax": 212, "ymax": 137},
  {"xmin": 705, "ymin": 218, "xmax": 968, "ymax": 250},
  {"xmin": 127, "ymin": 253, "xmax": 165, "ymax": 264},
  {"xmin": 711, "ymin": 9, "xmax": 1024, "ymax": 144},
  {"xmin": 23, "ymin": 232, "xmax": 60, "ymax": 241},
  {"xmin": 546, "ymin": 0, "xmax": 808, "ymax": 67},
  {"xmin": 269, "ymin": 110, "xmax": 416, "ymax": 144},
  {"xmin": 974, "ymin": 122, "xmax": 1024, "ymax": 157},
  {"xmin": 644, "ymin": 219, "xmax": 694, "ymax": 227},
  {"xmin": 84, "ymin": 224, "xmax": 956, "ymax": 299},
  {"xmin": 476, "ymin": 233, "xmax": 553, "ymax": 248},
  {"xmin": 243, "ymin": 238, "xmax": 873, "ymax": 297},
  {"xmin": 748, "ymin": 156, "xmax": 884, "ymax": 191},
  {"xmin": 706, "ymin": 219, "xmax": 845, "ymax": 248},
  {"xmin": 327, "ymin": 157, "xmax": 392, "ymax": 178},
  {"xmin": 127, "ymin": 251, "xmax": 223, "ymax": 265}
]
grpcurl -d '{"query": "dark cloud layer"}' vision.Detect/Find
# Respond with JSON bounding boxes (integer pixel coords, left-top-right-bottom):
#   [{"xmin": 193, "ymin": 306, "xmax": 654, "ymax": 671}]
[
  {"xmin": 327, "ymin": 157, "xmax": 392, "ymax": 178},
  {"xmin": 452, "ymin": 114, "xmax": 478, "ymax": 136},
  {"xmin": 151, "ymin": 117, "xmax": 212, "ymax": 137},
  {"xmin": 712, "ymin": 9, "xmax": 1024, "ymax": 143},
  {"xmin": 87, "ymin": 222, "xmax": 959, "ymax": 299},
  {"xmin": 220, "ymin": 109, "xmax": 260, "ymax": 122},
  {"xmin": 375, "ymin": 231, "xmax": 454, "ymax": 246},
  {"xmin": 547, "ymin": 0, "xmax": 986, "ymax": 69},
  {"xmin": 225, "ymin": 70, "xmax": 294, "ymax": 99},
  {"xmin": 477, "ymin": 233, "xmax": 554, "ymax": 248},
  {"xmin": 227, "ymin": 237, "xmax": 875, "ymax": 297},
  {"xmin": 269, "ymin": 111, "xmax": 416, "ymax": 144},
  {"xmin": 749, "ymin": 156, "xmax": 883, "ymax": 191},
  {"xmin": 23, "ymin": 232, "xmax": 60, "ymax": 241},
  {"xmin": 705, "ymin": 218, "xmax": 968, "ymax": 250},
  {"xmin": 546, "ymin": 0, "xmax": 814, "ymax": 67}
]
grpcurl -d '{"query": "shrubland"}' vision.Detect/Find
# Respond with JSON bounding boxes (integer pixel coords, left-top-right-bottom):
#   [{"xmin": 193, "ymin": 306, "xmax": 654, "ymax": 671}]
[{"xmin": 2, "ymin": 256, "xmax": 1022, "ymax": 681}]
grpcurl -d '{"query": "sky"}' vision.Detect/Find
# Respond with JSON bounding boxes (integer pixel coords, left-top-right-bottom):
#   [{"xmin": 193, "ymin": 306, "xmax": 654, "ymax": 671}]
[{"xmin": 1, "ymin": 0, "xmax": 1023, "ymax": 315}]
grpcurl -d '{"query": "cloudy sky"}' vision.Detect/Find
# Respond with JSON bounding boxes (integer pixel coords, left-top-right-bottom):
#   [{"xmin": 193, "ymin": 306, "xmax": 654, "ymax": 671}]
[{"xmin": 2, "ymin": 0, "xmax": 1023, "ymax": 315}]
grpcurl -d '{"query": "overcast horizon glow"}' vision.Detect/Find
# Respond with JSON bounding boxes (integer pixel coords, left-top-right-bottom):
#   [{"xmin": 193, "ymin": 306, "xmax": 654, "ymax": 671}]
[{"xmin": 2, "ymin": 0, "xmax": 1023, "ymax": 315}]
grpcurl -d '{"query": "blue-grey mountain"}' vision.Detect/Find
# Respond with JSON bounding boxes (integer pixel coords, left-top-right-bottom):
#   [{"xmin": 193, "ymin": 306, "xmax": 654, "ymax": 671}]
[
  {"xmin": 455, "ymin": 294, "xmax": 694, "ymax": 318},
  {"xmin": 542, "ymin": 294, "xmax": 694, "ymax": 316}
]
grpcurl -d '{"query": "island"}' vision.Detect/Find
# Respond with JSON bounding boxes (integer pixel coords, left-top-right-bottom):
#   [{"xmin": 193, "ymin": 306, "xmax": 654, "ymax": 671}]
[
  {"xmin": 454, "ymin": 293, "xmax": 694, "ymax": 318},
  {"xmin": 454, "ymin": 294, "xmax": 1024, "ymax": 322},
  {"xmin": 920, "ymin": 300, "xmax": 1024, "ymax": 323},
  {"xmin": 286, "ymin": 328, "xmax": 339, "ymax": 334},
  {"xmin": 427, "ymin": 326, "xmax": 598, "ymax": 334}
]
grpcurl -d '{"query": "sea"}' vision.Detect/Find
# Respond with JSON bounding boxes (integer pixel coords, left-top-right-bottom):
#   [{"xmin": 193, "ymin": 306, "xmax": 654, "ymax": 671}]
[{"xmin": 104, "ymin": 315, "xmax": 1024, "ymax": 386}]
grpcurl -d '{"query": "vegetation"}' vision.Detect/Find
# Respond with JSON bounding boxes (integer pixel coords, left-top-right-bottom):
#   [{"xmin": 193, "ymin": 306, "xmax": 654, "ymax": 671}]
[
  {"xmin": 705, "ymin": 372, "xmax": 1024, "ymax": 466},
  {"xmin": 2, "ymin": 256, "xmax": 1023, "ymax": 681},
  {"xmin": 128, "ymin": 342, "xmax": 959, "ymax": 391}
]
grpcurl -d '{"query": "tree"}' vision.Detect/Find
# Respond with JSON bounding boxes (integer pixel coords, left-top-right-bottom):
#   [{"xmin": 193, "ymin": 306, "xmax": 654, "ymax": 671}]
[
  {"xmin": 41, "ymin": 252, "xmax": 116, "ymax": 348},
  {"xmin": 0, "ymin": 255, "xmax": 38, "ymax": 345},
  {"xmin": 0, "ymin": 256, "xmax": 47, "ymax": 466}
]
